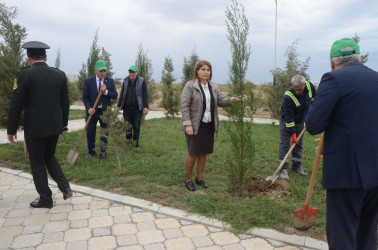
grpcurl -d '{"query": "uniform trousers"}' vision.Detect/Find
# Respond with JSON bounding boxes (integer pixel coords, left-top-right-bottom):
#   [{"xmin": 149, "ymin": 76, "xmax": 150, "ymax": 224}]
[
  {"xmin": 326, "ymin": 187, "xmax": 378, "ymax": 250},
  {"xmin": 279, "ymin": 120, "xmax": 304, "ymax": 170},
  {"xmin": 86, "ymin": 108, "xmax": 108, "ymax": 154},
  {"xmin": 123, "ymin": 108, "xmax": 143, "ymax": 146},
  {"xmin": 25, "ymin": 135, "xmax": 70, "ymax": 203}
]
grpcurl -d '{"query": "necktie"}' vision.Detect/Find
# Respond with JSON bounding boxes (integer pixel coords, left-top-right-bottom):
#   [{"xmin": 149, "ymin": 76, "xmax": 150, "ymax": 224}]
[{"xmin": 98, "ymin": 79, "xmax": 102, "ymax": 107}]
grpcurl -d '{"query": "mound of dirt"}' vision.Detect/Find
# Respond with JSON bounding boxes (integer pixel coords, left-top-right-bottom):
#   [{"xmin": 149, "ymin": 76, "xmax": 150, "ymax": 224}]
[{"xmin": 231, "ymin": 175, "xmax": 290, "ymax": 201}]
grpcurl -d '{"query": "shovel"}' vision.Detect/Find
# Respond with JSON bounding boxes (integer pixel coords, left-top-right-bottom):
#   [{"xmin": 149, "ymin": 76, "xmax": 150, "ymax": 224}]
[
  {"xmin": 266, "ymin": 127, "xmax": 306, "ymax": 183},
  {"xmin": 66, "ymin": 90, "xmax": 103, "ymax": 164},
  {"xmin": 293, "ymin": 132, "xmax": 325, "ymax": 230}
]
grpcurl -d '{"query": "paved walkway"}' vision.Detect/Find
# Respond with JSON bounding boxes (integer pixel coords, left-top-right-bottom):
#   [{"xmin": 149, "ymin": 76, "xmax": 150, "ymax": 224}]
[
  {"xmin": 0, "ymin": 167, "xmax": 327, "ymax": 250},
  {"xmin": 0, "ymin": 107, "xmax": 278, "ymax": 144}
]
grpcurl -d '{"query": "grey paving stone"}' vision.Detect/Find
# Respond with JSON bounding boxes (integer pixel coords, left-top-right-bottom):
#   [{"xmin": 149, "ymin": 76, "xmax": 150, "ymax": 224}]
[
  {"xmin": 93, "ymin": 227, "xmax": 111, "ymax": 237},
  {"xmin": 117, "ymin": 234, "xmax": 138, "ymax": 246},
  {"xmin": 44, "ymin": 231, "xmax": 64, "ymax": 243},
  {"xmin": 23, "ymin": 224, "xmax": 43, "ymax": 234},
  {"xmin": 49, "ymin": 212, "xmax": 68, "ymax": 221},
  {"xmin": 155, "ymin": 213, "xmax": 169, "ymax": 219},
  {"xmin": 131, "ymin": 207, "xmax": 145, "ymax": 213},
  {"xmin": 70, "ymin": 219, "xmax": 88, "ymax": 229},
  {"xmin": 4, "ymin": 217, "xmax": 24, "ymax": 226},
  {"xmin": 237, "ymin": 233, "xmax": 254, "ymax": 240},
  {"xmin": 180, "ymin": 219, "xmax": 193, "ymax": 226}
]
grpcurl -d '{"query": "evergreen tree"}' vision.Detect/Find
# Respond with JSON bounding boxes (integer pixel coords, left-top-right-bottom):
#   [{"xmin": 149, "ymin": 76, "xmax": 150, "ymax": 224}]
[
  {"xmin": 0, "ymin": 3, "xmax": 27, "ymax": 125},
  {"xmin": 181, "ymin": 47, "xmax": 199, "ymax": 89},
  {"xmin": 135, "ymin": 43, "xmax": 157, "ymax": 103},
  {"xmin": 100, "ymin": 47, "xmax": 114, "ymax": 77},
  {"xmin": 352, "ymin": 33, "xmax": 368, "ymax": 63},
  {"xmin": 268, "ymin": 40, "xmax": 310, "ymax": 119},
  {"xmin": 76, "ymin": 62, "xmax": 87, "ymax": 93},
  {"xmin": 100, "ymin": 108, "xmax": 132, "ymax": 169},
  {"xmin": 55, "ymin": 47, "xmax": 61, "ymax": 69},
  {"xmin": 225, "ymin": 0, "xmax": 255, "ymax": 195},
  {"xmin": 76, "ymin": 29, "xmax": 101, "ymax": 92},
  {"xmin": 161, "ymin": 56, "xmax": 179, "ymax": 117}
]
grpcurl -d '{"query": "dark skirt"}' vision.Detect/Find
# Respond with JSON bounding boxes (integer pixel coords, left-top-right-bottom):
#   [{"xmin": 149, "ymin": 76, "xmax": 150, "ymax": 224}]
[{"xmin": 186, "ymin": 122, "xmax": 214, "ymax": 155}]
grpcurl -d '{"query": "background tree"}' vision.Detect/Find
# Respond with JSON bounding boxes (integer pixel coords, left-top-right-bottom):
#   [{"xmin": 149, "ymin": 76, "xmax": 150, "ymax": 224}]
[
  {"xmin": 135, "ymin": 43, "xmax": 157, "ymax": 104},
  {"xmin": 0, "ymin": 3, "xmax": 27, "ymax": 125},
  {"xmin": 100, "ymin": 47, "xmax": 114, "ymax": 77},
  {"xmin": 181, "ymin": 47, "xmax": 199, "ymax": 90},
  {"xmin": 76, "ymin": 29, "xmax": 100, "ymax": 92},
  {"xmin": 161, "ymin": 56, "xmax": 179, "ymax": 117},
  {"xmin": 352, "ymin": 33, "xmax": 368, "ymax": 63},
  {"xmin": 225, "ymin": 0, "xmax": 255, "ymax": 195},
  {"xmin": 55, "ymin": 47, "xmax": 61, "ymax": 69},
  {"xmin": 267, "ymin": 40, "xmax": 310, "ymax": 119}
]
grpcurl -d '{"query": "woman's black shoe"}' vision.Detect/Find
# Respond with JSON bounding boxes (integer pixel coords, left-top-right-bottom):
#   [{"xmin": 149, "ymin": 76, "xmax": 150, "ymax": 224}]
[
  {"xmin": 185, "ymin": 181, "xmax": 196, "ymax": 191},
  {"xmin": 195, "ymin": 178, "xmax": 209, "ymax": 188}
]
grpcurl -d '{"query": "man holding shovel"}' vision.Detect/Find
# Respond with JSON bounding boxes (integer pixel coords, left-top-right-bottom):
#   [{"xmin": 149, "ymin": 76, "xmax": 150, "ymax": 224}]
[
  {"xmin": 278, "ymin": 75, "xmax": 316, "ymax": 180},
  {"xmin": 306, "ymin": 38, "xmax": 378, "ymax": 250},
  {"xmin": 7, "ymin": 41, "xmax": 72, "ymax": 208},
  {"xmin": 83, "ymin": 60, "xmax": 118, "ymax": 159}
]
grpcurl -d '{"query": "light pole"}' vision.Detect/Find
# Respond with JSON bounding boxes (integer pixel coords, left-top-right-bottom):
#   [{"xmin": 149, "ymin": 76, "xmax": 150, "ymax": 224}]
[{"xmin": 273, "ymin": 0, "xmax": 277, "ymax": 85}]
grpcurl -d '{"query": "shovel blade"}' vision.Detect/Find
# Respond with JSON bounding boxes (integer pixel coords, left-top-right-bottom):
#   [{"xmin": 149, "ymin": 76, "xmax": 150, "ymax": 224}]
[
  {"xmin": 66, "ymin": 150, "xmax": 79, "ymax": 165},
  {"xmin": 293, "ymin": 207, "xmax": 318, "ymax": 230},
  {"xmin": 265, "ymin": 174, "xmax": 279, "ymax": 183}
]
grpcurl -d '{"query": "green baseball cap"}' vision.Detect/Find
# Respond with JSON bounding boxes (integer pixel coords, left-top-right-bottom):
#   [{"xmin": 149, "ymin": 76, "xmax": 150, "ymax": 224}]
[
  {"xmin": 128, "ymin": 65, "xmax": 138, "ymax": 72},
  {"xmin": 330, "ymin": 38, "xmax": 360, "ymax": 58},
  {"xmin": 95, "ymin": 60, "xmax": 107, "ymax": 70}
]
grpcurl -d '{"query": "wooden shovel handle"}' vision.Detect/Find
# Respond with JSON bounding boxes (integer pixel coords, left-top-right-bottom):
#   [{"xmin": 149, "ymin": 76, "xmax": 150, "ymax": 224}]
[
  {"xmin": 272, "ymin": 127, "xmax": 306, "ymax": 177},
  {"xmin": 304, "ymin": 132, "xmax": 325, "ymax": 207},
  {"xmin": 73, "ymin": 90, "xmax": 103, "ymax": 150}
]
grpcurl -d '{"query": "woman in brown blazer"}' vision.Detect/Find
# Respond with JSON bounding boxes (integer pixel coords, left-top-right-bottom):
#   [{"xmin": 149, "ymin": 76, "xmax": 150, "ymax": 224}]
[{"xmin": 180, "ymin": 60, "xmax": 241, "ymax": 191}]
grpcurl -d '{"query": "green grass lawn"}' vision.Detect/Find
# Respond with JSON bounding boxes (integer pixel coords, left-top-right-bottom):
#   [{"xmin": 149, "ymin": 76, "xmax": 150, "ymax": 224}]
[
  {"xmin": 68, "ymin": 109, "xmax": 86, "ymax": 120},
  {"xmin": 0, "ymin": 118, "xmax": 326, "ymax": 240}
]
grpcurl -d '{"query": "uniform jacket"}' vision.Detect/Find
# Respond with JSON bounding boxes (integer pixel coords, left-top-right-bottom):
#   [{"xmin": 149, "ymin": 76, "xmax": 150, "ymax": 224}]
[
  {"xmin": 305, "ymin": 61, "xmax": 378, "ymax": 189},
  {"xmin": 117, "ymin": 76, "xmax": 148, "ymax": 111},
  {"xmin": 7, "ymin": 62, "xmax": 69, "ymax": 139},
  {"xmin": 82, "ymin": 75, "xmax": 118, "ymax": 111},
  {"xmin": 280, "ymin": 81, "xmax": 316, "ymax": 135},
  {"xmin": 180, "ymin": 79, "xmax": 231, "ymax": 135}
]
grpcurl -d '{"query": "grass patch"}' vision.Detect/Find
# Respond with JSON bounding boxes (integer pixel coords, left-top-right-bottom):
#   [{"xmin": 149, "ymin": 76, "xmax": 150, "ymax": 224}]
[
  {"xmin": 68, "ymin": 109, "xmax": 86, "ymax": 120},
  {"xmin": 0, "ymin": 118, "xmax": 326, "ymax": 239}
]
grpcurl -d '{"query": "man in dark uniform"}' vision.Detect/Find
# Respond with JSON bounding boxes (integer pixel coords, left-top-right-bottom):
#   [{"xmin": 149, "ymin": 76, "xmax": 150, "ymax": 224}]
[
  {"xmin": 306, "ymin": 38, "xmax": 378, "ymax": 250},
  {"xmin": 116, "ymin": 65, "xmax": 148, "ymax": 149},
  {"xmin": 7, "ymin": 41, "xmax": 72, "ymax": 209},
  {"xmin": 82, "ymin": 60, "xmax": 118, "ymax": 159},
  {"xmin": 279, "ymin": 75, "xmax": 316, "ymax": 180}
]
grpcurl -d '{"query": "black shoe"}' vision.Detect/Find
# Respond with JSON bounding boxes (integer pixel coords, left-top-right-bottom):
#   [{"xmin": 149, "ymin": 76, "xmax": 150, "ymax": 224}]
[
  {"xmin": 135, "ymin": 145, "xmax": 140, "ymax": 150},
  {"xmin": 30, "ymin": 200, "xmax": 53, "ymax": 209},
  {"xmin": 185, "ymin": 181, "xmax": 196, "ymax": 191},
  {"xmin": 85, "ymin": 152, "xmax": 96, "ymax": 159},
  {"xmin": 63, "ymin": 189, "xmax": 73, "ymax": 200},
  {"xmin": 99, "ymin": 152, "xmax": 107, "ymax": 160},
  {"xmin": 195, "ymin": 178, "xmax": 209, "ymax": 189}
]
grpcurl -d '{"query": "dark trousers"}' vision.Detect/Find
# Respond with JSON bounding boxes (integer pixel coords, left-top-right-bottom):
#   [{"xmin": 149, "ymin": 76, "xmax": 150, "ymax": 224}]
[
  {"xmin": 279, "ymin": 120, "xmax": 304, "ymax": 170},
  {"xmin": 86, "ymin": 108, "xmax": 108, "ymax": 153},
  {"xmin": 25, "ymin": 135, "xmax": 70, "ymax": 203},
  {"xmin": 326, "ymin": 187, "xmax": 378, "ymax": 250},
  {"xmin": 123, "ymin": 108, "xmax": 142, "ymax": 145}
]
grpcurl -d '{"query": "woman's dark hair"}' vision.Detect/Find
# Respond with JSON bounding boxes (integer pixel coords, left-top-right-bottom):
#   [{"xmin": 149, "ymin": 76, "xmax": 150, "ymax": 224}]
[{"xmin": 193, "ymin": 60, "xmax": 212, "ymax": 81}]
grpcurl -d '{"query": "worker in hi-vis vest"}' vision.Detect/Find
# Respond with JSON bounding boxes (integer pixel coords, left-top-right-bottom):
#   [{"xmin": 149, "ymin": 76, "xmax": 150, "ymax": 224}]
[{"xmin": 278, "ymin": 75, "xmax": 316, "ymax": 180}]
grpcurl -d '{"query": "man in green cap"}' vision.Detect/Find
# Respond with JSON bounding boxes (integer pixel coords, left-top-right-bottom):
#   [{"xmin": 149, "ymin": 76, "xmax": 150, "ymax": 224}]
[
  {"xmin": 83, "ymin": 60, "xmax": 118, "ymax": 159},
  {"xmin": 306, "ymin": 38, "xmax": 378, "ymax": 249},
  {"xmin": 116, "ymin": 65, "xmax": 148, "ymax": 149}
]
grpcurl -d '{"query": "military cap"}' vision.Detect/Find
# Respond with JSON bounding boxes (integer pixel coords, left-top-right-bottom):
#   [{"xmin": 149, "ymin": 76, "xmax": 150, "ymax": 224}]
[{"xmin": 22, "ymin": 41, "xmax": 50, "ymax": 56}]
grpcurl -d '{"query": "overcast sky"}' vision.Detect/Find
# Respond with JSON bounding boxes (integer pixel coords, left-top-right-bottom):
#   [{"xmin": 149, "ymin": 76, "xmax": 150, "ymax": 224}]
[{"xmin": 3, "ymin": 0, "xmax": 378, "ymax": 84}]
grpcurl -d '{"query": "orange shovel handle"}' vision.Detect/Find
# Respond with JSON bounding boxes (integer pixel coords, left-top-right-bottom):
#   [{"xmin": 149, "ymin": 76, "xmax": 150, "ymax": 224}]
[{"xmin": 304, "ymin": 132, "xmax": 325, "ymax": 207}]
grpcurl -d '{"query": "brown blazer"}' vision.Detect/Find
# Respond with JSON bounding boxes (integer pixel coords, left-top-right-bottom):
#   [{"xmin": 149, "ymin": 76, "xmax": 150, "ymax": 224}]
[{"xmin": 180, "ymin": 79, "xmax": 231, "ymax": 135}]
